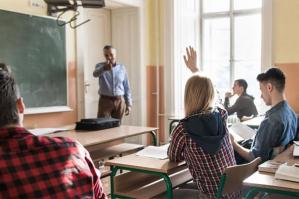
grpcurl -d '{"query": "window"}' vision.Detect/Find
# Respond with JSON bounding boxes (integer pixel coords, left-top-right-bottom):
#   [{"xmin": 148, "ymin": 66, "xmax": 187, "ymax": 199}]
[
  {"xmin": 201, "ymin": 0, "xmax": 262, "ymax": 100},
  {"xmin": 172, "ymin": 0, "xmax": 262, "ymax": 115}
]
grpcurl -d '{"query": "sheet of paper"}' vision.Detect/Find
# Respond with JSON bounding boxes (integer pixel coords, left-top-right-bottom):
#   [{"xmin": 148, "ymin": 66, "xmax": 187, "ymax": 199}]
[
  {"xmin": 29, "ymin": 128, "xmax": 68, "ymax": 136},
  {"xmin": 136, "ymin": 144, "xmax": 169, "ymax": 159},
  {"xmin": 228, "ymin": 123, "xmax": 256, "ymax": 142}
]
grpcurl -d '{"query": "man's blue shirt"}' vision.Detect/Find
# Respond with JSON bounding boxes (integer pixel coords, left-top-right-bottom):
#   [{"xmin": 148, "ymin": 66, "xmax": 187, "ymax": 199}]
[
  {"xmin": 251, "ymin": 100, "xmax": 297, "ymax": 161},
  {"xmin": 95, "ymin": 63, "xmax": 132, "ymax": 106}
]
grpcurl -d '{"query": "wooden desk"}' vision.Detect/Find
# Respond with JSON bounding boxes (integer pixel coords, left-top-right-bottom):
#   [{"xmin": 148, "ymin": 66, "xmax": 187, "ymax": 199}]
[
  {"xmin": 48, "ymin": 125, "xmax": 158, "ymax": 147},
  {"xmin": 243, "ymin": 146, "xmax": 299, "ymax": 198},
  {"xmin": 241, "ymin": 115, "xmax": 264, "ymax": 129},
  {"xmin": 105, "ymin": 154, "xmax": 192, "ymax": 199}
]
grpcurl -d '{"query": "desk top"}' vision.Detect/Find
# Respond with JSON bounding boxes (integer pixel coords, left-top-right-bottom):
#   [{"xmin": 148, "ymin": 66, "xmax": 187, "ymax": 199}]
[
  {"xmin": 243, "ymin": 171, "xmax": 299, "ymax": 192},
  {"xmin": 241, "ymin": 115, "xmax": 264, "ymax": 128},
  {"xmin": 105, "ymin": 153, "xmax": 185, "ymax": 173},
  {"xmin": 273, "ymin": 145, "xmax": 299, "ymax": 164},
  {"xmin": 243, "ymin": 145, "xmax": 299, "ymax": 192},
  {"xmin": 47, "ymin": 125, "xmax": 158, "ymax": 147}
]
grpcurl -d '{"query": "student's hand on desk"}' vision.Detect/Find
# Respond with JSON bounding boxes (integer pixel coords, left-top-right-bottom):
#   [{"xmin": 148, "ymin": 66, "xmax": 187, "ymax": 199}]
[
  {"xmin": 229, "ymin": 133, "xmax": 235, "ymax": 145},
  {"xmin": 183, "ymin": 46, "xmax": 199, "ymax": 73},
  {"xmin": 125, "ymin": 106, "xmax": 131, "ymax": 116}
]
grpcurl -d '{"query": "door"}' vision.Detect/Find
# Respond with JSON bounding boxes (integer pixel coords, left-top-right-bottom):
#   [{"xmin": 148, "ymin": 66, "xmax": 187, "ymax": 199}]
[
  {"xmin": 82, "ymin": 9, "xmax": 111, "ymax": 118},
  {"xmin": 111, "ymin": 7, "xmax": 143, "ymax": 126}
]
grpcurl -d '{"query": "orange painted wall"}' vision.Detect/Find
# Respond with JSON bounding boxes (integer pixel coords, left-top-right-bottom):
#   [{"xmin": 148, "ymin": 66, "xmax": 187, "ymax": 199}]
[
  {"xmin": 146, "ymin": 65, "xmax": 165, "ymax": 143},
  {"xmin": 272, "ymin": 1, "xmax": 299, "ymax": 113},
  {"xmin": 276, "ymin": 63, "xmax": 299, "ymax": 113}
]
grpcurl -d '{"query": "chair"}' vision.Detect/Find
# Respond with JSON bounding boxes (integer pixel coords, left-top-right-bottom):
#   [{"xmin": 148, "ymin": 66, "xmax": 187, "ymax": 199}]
[{"xmin": 215, "ymin": 157, "xmax": 262, "ymax": 199}]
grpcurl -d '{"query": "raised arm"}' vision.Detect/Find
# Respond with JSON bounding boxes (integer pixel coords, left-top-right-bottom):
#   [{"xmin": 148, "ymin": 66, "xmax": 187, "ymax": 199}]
[
  {"xmin": 93, "ymin": 62, "xmax": 113, "ymax": 77},
  {"xmin": 183, "ymin": 46, "xmax": 199, "ymax": 73}
]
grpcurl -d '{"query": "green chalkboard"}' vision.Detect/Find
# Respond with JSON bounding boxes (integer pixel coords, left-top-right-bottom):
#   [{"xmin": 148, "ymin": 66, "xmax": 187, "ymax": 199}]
[{"xmin": 0, "ymin": 9, "xmax": 67, "ymax": 108}]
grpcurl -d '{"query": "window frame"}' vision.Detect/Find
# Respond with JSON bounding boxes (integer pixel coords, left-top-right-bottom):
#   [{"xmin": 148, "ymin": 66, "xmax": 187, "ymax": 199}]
[
  {"xmin": 163, "ymin": 0, "xmax": 272, "ymax": 131},
  {"xmin": 199, "ymin": 0, "xmax": 262, "ymax": 86}
]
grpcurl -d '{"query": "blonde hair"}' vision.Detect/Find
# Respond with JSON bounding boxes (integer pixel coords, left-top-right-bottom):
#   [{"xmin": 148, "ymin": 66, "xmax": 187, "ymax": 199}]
[{"xmin": 184, "ymin": 75, "xmax": 215, "ymax": 116}]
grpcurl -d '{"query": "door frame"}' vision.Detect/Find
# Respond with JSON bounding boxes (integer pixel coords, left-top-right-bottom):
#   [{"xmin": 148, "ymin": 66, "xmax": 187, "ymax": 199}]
[{"xmin": 76, "ymin": 1, "xmax": 146, "ymax": 125}]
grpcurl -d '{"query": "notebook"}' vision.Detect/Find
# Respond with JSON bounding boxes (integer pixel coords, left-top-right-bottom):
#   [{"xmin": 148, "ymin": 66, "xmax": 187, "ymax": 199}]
[
  {"xmin": 293, "ymin": 141, "xmax": 299, "ymax": 157},
  {"xmin": 275, "ymin": 163, "xmax": 299, "ymax": 182},
  {"xmin": 228, "ymin": 123, "xmax": 256, "ymax": 142}
]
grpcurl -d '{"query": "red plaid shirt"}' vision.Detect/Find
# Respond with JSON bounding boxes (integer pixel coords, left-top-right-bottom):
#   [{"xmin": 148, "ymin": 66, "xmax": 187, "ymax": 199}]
[
  {"xmin": 0, "ymin": 127, "xmax": 107, "ymax": 199},
  {"xmin": 168, "ymin": 109, "xmax": 238, "ymax": 199}
]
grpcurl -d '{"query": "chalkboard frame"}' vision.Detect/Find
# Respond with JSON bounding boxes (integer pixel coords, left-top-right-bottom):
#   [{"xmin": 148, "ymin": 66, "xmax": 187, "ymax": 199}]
[{"xmin": 0, "ymin": 9, "xmax": 71, "ymax": 114}]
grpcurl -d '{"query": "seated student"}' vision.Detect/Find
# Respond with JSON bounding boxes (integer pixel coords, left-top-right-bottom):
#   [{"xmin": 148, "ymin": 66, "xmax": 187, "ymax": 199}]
[
  {"xmin": 224, "ymin": 79, "xmax": 258, "ymax": 120},
  {"xmin": 167, "ymin": 47, "xmax": 239, "ymax": 199},
  {"xmin": 231, "ymin": 68, "xmax": 297, "ymax": 163},
  {"xmin": 0, "ymin": 63, "xmax": 107, "ymax": 199}
]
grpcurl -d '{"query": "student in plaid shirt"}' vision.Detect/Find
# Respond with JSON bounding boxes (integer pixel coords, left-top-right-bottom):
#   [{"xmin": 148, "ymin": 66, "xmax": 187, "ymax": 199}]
[
  {"xmin": 0, "ymin": 63, "xmax": 107, "ymax": 199},
  {"xmin": 167, "ymin": 47, "xmax": 239, "ymax": 199}
]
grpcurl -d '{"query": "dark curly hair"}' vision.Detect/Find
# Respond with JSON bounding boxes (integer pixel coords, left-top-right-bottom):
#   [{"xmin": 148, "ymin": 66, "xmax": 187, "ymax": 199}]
[{"xmin": 0, "ymin": 63, "xmax": 20, "ymax": 127}]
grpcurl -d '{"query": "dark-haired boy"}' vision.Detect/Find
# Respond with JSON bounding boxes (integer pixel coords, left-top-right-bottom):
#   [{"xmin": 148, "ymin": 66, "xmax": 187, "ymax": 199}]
[
  {"xmin": 0, "ymin": 64, "xmax": 107, "ymax": 198},
  {"xmin": 231, "ymin": 68, "xmax": 297, "ymax": 162}
]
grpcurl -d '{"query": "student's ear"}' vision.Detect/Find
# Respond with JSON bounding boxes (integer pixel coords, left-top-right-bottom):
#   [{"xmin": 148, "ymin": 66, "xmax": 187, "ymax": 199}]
[
  {"xmin": 16, "ymin": 97, "xmax": 25, "ymax": 114},
  {"xmin": 266, "ymin": 82, "xmax": 273, "ymax": 93}
]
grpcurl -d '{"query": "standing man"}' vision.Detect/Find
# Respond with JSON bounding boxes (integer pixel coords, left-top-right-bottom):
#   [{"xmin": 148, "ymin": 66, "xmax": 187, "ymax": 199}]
[
  {"xmin": 231, "ymin": 68, "xmax": 297, "ymax": 162},
  {"xmin": 93, "ymin": 45, "xmax": 132, "ymax": 120}
]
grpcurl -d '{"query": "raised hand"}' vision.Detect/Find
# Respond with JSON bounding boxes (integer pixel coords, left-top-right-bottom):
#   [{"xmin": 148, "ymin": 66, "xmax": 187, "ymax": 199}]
[{"xmin": 183, "ymin": 46, "xmax": 199, "ymax": 73}]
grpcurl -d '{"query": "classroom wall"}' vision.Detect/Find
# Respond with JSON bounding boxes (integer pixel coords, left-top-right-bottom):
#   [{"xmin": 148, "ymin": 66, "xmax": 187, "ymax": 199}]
[
  {"xmin": 145, "ymin": 0, "xmax": 166, "ymax": 143},
  {"xmin": 273, "ymin": 0, "xmax": 299, "ymax": 112},
  {"xmin": 0, "ymin": 0, "xmax": 78, "ymax": 128}
]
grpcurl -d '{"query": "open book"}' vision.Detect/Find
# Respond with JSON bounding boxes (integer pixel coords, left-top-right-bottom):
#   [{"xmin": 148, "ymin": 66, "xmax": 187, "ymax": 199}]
[
  {"xmin": 228, "ymin": 123, "xmax": 256, "ymax": 142},
  {"xmin": 136, "ymin": 144, "xmax": 169, "ymax": 159},
  {"xmin": 29, "ymin": 128, "xmax": 69, "ymax": 136},
  {"xmin": 275, "ymin": 163, "xmax": 299, "ymax": 182}
]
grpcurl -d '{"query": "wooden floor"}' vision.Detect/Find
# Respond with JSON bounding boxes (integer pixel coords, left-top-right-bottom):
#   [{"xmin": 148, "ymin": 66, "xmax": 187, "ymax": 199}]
[
  {"xmin": 102, "ymin": 176, "xmax": 111, "ymax": 198},
  {"xmin": 101, "ymin": 166, "xmax": 111, "ymax": 198}
]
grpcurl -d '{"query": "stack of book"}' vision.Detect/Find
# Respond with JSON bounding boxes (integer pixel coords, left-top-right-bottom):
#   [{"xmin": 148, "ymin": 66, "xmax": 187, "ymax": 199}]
[{"xmin": 258, "ymin": 160, "xmax": 283, "ymax": 173}]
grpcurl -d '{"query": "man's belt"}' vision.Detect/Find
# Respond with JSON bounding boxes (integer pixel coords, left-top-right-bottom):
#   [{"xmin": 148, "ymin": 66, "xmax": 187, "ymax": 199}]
[{"xmin": 100, "ymin": 95, "xmax": 123, "ymax": 100}]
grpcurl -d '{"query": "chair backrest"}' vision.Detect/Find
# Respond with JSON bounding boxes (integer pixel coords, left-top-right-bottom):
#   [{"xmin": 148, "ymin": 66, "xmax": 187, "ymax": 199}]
[
  {"xmin": 296, "ymin": 116, "xmax": 299, "ymax": 141},
  {"xmin": 216, "ymin": 157, "xmax": 262, "ymax": 198}
]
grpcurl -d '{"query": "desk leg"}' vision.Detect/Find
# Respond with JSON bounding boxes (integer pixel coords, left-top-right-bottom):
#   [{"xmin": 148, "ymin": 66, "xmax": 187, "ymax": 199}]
[
  {"xmin": 110, "ymin": 166, "xmax": 134, "ymax": 199},
  {"xmin": 149, "ymin": 130, "xmax": 158, "ymax": 146},
  {"xmin": 245, "ymin": 188, "xmax": 299, "ymax": 199},
  {"xmin": 109, "ymin": 166, "xmax": 173, "ymax": 199},
  {"xmin": 161, "ymin": 173, "xmax": 173, "ymax": 199},
  {"xmin": 110, "ymin": 166, "xmax": 117, "ymax": 199}
]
